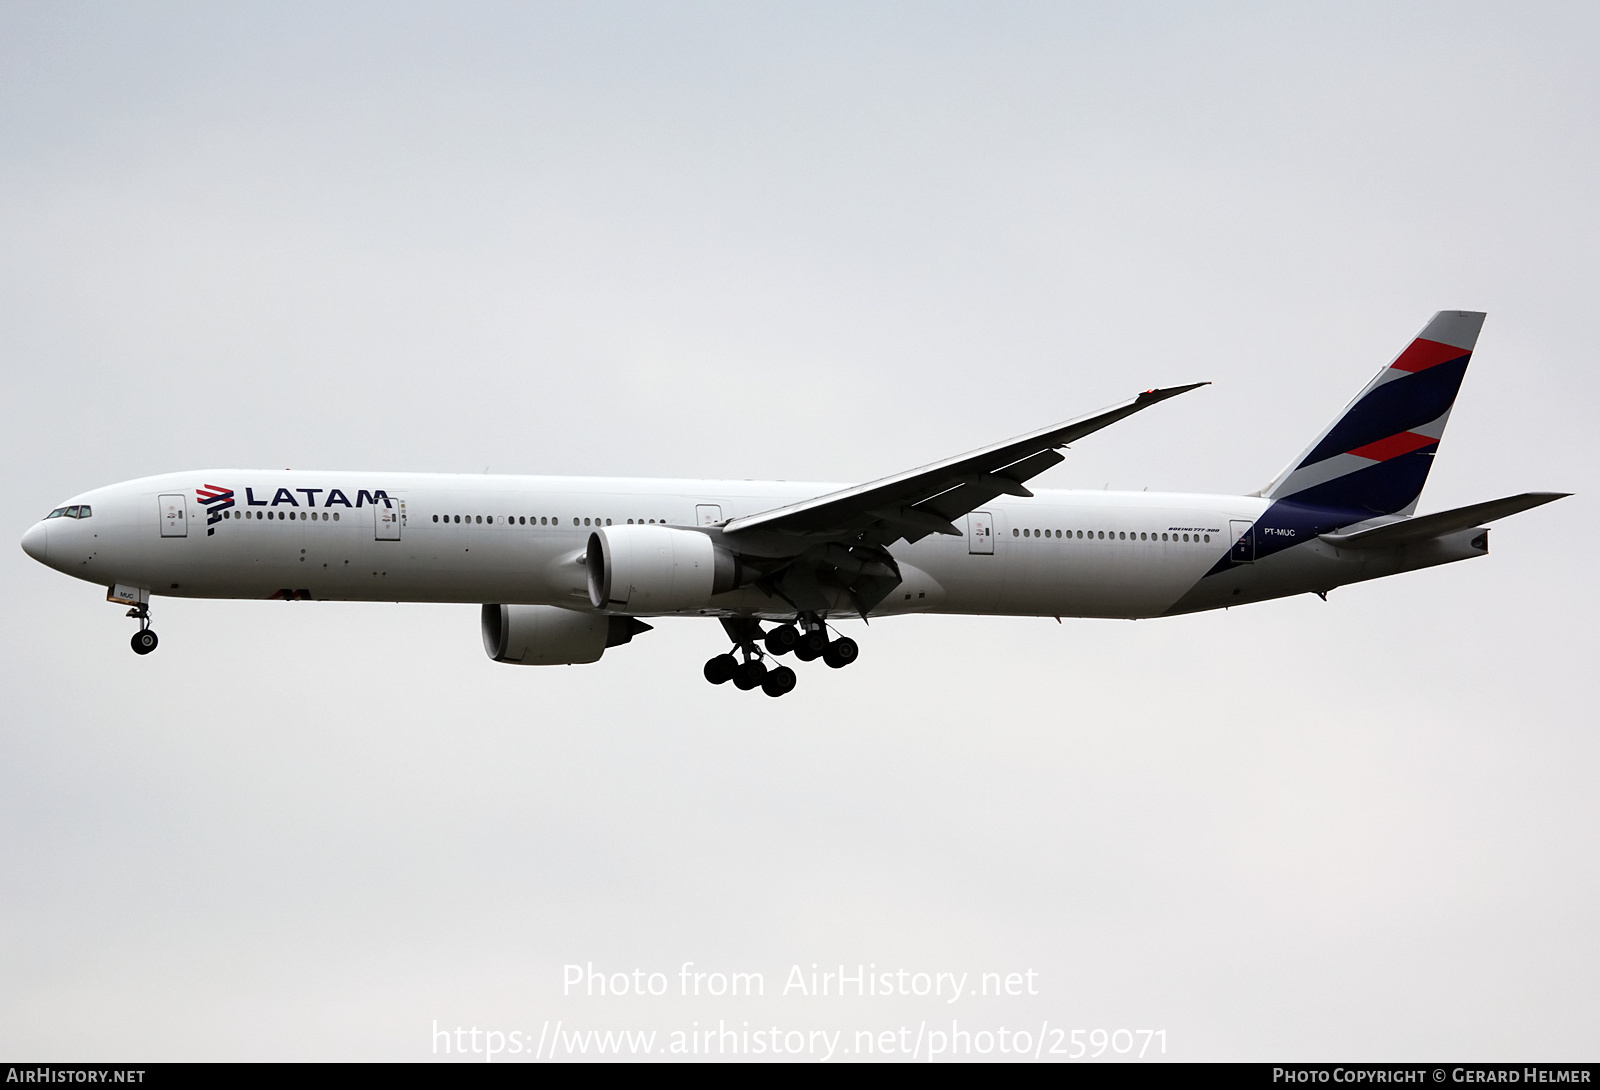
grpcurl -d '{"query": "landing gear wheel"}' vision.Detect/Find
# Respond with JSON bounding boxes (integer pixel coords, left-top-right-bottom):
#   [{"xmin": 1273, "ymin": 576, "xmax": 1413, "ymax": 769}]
[
  {"xmin": 823, "ymin": 636, "xmax": 858, "ymax": 669},
  {"xmin": 761, "ymin": 665, "xmax": 797, "ymax": 697},
  {"xmin": 130, "ymin": 629, "xmax": 159, "ymax": 655},
  {"xmin": 764, "ymin": 624, "xmax": 799, "ymax": 656},
  {"xmin": 732, "ymin": 659, "xmax": 768, "ymax": 691},
  {"xmin": 794, "ymin": 629, "xmax": 828, "ymax": 662},
  {"xmin": 703, "ymin": 654, "xmax": 737, "ymax": 685}
]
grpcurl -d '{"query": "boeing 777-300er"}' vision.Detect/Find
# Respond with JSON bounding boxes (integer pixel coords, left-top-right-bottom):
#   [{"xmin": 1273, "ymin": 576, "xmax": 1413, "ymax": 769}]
[{"xmin": 21, "ymin": 311, "xmax": 1569, "ymax": 697}]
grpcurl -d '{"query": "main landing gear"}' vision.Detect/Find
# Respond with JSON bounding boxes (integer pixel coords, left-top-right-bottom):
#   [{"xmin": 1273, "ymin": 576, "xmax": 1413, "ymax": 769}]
[
  {"xmin": 127, "ymin": 604, "xmax": 158, "ymax": 655},
  {"xmin": 702, "ymin": 615, "xmax": 858, "ymax": 697}
]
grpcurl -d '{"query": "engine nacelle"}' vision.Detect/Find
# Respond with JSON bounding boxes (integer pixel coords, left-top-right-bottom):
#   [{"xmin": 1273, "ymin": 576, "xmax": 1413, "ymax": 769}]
[
  {"xmin": 586, "ymin": 525, "xmax": 740, "ymax": 612},
  {"xmin": 481, "ymin": 604, "xmax": 650, "ymax": 666}
]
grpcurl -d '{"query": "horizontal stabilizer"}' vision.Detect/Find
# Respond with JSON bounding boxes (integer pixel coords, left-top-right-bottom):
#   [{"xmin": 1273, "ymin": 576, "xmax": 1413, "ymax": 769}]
[{"xmin": 1319, "ymin": 492, "xmax": 1570, "ymax": 550}]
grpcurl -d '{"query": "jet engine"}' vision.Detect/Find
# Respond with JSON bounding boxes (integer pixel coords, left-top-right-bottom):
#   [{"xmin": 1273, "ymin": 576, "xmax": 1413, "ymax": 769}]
[
  {"xmin": 585, "ymin": 525, "xmax": 744, "ymax": 612},
  {"xmin": 481, "ymin": 604, "xmax": 651, "ymax": 665}
]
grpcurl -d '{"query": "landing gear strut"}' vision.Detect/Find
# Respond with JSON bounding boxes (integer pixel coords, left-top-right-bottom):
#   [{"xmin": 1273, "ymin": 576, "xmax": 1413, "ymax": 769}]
[
  {"xmin": 702, "ymin": 614, "xmax": 858, "ymax": 696},
  {"xmin": 127, "ymin": 604, "xmax": 158, "ymax": 655}
]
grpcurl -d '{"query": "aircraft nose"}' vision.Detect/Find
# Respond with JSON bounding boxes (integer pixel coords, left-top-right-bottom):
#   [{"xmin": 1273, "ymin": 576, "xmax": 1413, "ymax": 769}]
[{"xmin": 20, "ymin": 521, "xmax": 48, "ymax": 563}]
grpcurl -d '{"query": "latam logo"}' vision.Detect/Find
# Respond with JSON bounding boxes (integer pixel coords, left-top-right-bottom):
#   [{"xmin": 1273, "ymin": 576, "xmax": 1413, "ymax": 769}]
[
  {"xmin": 194, "ymin": 485, "xmax": 395, "ymax": 536},
  {"xmin": 196, "ymin": 484, "xmax": 235, "ymax": 536}
]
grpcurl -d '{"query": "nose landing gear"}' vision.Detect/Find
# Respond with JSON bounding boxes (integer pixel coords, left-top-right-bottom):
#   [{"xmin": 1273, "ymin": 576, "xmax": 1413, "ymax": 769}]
[{"xmin": 127, "ymin": 604, "xmax": 158, "ymax": 655}]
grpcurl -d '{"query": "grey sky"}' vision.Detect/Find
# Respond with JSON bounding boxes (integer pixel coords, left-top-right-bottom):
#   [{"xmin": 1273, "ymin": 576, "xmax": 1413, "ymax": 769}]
[{"xmin": 2, "ymin": 2, "xmax": 1595, "ymax": 1060}]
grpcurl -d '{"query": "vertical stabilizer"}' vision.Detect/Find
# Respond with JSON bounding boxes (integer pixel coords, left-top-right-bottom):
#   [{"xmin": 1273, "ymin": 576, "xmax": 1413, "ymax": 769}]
[{"xmin": 1263, "ymin": 311, "xmax": 1485, "ymax": 518}]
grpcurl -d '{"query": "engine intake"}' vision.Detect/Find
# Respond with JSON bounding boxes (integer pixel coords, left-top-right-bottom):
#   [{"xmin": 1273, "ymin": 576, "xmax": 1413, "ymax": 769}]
[
  {"xmin": 586, "ymin": 525, "xmax": 742, "ymax": 612},
  {"xmin": 482, "ymin": 604, "xmax": 652, "ymax": 665}
]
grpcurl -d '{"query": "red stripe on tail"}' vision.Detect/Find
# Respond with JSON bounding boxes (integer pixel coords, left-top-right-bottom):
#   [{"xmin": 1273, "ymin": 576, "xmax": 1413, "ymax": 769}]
[
  {"xmin": 1348, "ymin": 431, "xmax": 1436, "ymax": 462},
  {"xmin": 1390, "ymin": 338, "xmax": 1468, "ymax": 373}
]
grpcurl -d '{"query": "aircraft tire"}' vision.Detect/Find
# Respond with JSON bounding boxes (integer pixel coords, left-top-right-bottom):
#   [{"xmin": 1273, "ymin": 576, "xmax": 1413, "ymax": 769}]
[
  {"xmin": 823, "ymin": 636, "xmax": 858, "ymax": 669},
  {"xmin": 794, "ymin": 630, "xmax": 828, "ymax": 661},
  {"xmin": 764, "ymin": 624, "xmax": 799, "ymax": 656},
  {"xmin": 761, "ymin": 666, "xmax": 796, "ymax": 697},
  {"xmin": 703, "ymin": 654, "xmax": 737, "ymax": 685},
  {"xmin": 131, "ymin": 630, "xmax": 159, "ymax": 655},
  {"xmin": 732, "ymin": 659, "xmax": 767, "ymax": 690}
]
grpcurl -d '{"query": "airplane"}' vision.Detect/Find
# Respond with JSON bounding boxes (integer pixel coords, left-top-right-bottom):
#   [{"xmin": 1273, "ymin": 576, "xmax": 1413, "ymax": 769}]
[{"xmin": 20, "ymin": 311, "xmax": 1568, "ymax": 697}]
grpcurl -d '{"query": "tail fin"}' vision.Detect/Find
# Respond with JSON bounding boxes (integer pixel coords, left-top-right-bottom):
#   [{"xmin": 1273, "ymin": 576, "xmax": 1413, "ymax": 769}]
[{"xmin": 1263, "ymin": 310, "xmax": 1485, "ymax": 518}]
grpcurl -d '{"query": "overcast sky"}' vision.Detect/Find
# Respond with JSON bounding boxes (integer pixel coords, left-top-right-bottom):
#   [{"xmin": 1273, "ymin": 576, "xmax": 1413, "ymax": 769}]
[{"xmin": 2, "ymin": 1, "xmax": 1596, "ymax": 1062}]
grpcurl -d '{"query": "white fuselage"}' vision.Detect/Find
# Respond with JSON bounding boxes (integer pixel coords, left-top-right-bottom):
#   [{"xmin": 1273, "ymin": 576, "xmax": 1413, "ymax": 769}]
[{"xmin": 22, "ymin": 470, "xmax": 1483, "ymax": 622}]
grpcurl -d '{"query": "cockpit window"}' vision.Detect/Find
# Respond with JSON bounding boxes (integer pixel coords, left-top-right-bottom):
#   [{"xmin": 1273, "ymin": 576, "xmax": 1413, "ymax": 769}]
[
  {"xmin": 46, "ymin": 508, "xmax": 66, "ymax": 519},
  {"xmin": 77, "ymin": 505, "xmax": 91, "ymax": 518}
]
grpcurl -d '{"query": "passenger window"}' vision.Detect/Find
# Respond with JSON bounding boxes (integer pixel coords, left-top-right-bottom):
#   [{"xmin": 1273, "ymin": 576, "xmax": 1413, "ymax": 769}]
[{"xmin": 1204, "ymin": 534, "xmax": 1210, "ymax": 543}]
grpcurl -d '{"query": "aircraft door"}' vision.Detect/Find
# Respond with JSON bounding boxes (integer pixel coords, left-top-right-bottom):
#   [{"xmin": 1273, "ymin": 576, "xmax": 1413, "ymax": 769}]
[
  {"xmin": 1229, "ymin": 520, "xmax": 1255, "ymax": 563},
  {"xmin": 695, "ymin": 504, "xmax": 722, "ymax": 527},
  {"xmin": 375, "ymin": 500, "xmax": 401, "ymax": 540},
  {"xmin": 159, "ymin": 494, "xmax": 187, "ymax": 537},
  {"xmin": 968, "ymin": 510, "xmax": 994, "ymax": 554}
]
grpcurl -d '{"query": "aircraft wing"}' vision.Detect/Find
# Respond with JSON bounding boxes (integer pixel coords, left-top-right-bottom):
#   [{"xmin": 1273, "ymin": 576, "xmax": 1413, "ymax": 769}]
[
  {"xmin": 1318, "ymin": 492, "xmax": 1571, "ymax": 550},
  {"xmin": 723, "ymin": 383, "xmax": 1208, "ymax": 550}
]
